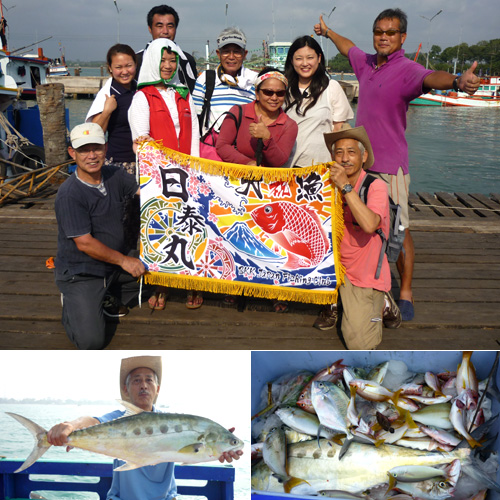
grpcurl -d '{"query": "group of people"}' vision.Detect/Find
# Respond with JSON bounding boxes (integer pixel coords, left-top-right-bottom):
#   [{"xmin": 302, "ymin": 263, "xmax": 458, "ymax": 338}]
[{"xmin": 54, "ymin": 4, "xmax": 480, "ymax": 350}]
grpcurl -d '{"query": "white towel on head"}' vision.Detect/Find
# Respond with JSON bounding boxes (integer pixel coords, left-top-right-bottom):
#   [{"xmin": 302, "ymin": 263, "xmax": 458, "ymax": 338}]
[{"xmin": 137, "ymin": 38, "xmax": 189, "ymax": 91}]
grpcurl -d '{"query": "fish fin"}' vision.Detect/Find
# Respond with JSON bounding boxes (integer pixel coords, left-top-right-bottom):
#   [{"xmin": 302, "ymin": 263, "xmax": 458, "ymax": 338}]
[
  {"xmin": 118, "ymin": 399, "xmax": 145, "ymax": 416},
  {"xmin": 387, "ymin": 473, "xmax": 397, "ymax": 493},
  {"xmin": 114, "ymin": 461, "xmax": 144, "ymax": 472},
  {"xmin": 338, "ymin": 436, "xmax": 353, "ymax": 460},
  {"xmin": 178, "ymin": 443, "xmax": 204, "ymax": 454},
  {"xmin": 463, "ymin": 459, "xmax": 500, "ymax": 493},
  {"xmin": 374, "ymin": 438, "xmax": 385, "ymax": 447},
  {"xmin": 6, "ymin": 412, "xmax": 51, "ymax": 473},
  {"xmin": 284, "ymin": 477, "xmax": 310, "ymax": 494}
]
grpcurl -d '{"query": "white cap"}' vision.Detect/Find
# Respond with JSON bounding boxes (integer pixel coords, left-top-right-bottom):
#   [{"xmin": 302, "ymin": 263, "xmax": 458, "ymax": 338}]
[{"xmin": 70, "ymin": 123, "xmax": 106, "ymax": 149}]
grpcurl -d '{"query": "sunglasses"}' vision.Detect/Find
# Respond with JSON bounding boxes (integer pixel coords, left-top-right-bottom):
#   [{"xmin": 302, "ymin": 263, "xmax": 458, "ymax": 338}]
[
  {"xmin": 373, "ymin": 29, "xmax": 402, "ymax": 36},
  {"xmin": 259, "ymin": 88, "xmax": 286, "ymax": 97}
]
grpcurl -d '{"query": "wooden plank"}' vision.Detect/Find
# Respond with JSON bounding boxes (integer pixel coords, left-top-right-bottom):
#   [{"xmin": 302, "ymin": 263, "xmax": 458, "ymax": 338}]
[
  {"xmin": 469, "ymin": 193, "xmax": 500, "ymax": 213},
  {"xmin": 408, "ymin": 193, "xmax": 440, "ymax": 218},
  {"xmin": 435, "ymin": 192, "xmax": 471, "ymax": 218},
  {"xmin": 416, "ymin": 192, "xmax": 457, "ymax": 217},
  {"xmin": 454, "ymin": 192, "xmax": 499, "ymax": 218}
]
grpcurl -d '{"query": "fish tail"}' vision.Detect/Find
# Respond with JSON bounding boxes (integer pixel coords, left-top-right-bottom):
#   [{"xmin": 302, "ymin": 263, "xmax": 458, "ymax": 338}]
[
  {"xmin": 6, "ymin": 412, "xmax": 51, "ymax": 472},
  {"xmin": 463, "ymin": 455, "xmax": 500, "ymax": 493},
  {"xmin": 284, "ymin": 476, "xmax": 309, "ymax": 494}
]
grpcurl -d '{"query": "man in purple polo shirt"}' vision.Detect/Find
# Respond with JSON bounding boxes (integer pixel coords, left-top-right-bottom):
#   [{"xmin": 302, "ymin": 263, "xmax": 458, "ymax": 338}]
[{"xmin": 314, "ymin": 8, "xmax": 480, "ymax": 321}]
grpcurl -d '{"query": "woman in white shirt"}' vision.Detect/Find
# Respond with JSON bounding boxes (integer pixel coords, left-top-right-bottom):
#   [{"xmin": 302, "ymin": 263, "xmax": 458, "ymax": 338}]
[
  {"xmin": 284, "ymin": 36, "xmax": 354, "ymax": 168},
  {"xmin": 129, "ymin": 38, "xmax": 201, "ymax": 310}
]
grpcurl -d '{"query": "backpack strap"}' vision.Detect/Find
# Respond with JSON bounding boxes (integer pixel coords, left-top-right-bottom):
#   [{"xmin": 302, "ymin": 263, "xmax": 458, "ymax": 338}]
[
  {"xmin": 356, "ymin": 174, "xmax": 387, "ymax": 280},
  {"xmin": 198, "ymin": 69, "xmax": 216, "ymax": 135},
  {"xmin": 201, "ymin": 105, "xmax": 243, "ymax": 147}
]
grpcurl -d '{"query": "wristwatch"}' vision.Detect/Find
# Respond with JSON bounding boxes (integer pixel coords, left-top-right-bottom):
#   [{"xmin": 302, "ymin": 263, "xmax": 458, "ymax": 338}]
[
  {"xmin": 341, "ymin": 183, "xmax": 353, "ymax": 195},
  {"xmin": 452, "ymin": 76, "xmax": 460, "ymax": 92}
]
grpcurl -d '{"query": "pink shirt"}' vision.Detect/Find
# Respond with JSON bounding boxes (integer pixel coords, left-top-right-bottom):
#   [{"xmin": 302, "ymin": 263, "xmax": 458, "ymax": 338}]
[
  {"xmin": 349, "ymin": 47, "xmax": 433, "ymax": 175},
  {"xmin": 216, "ymin": 102, "xmax": 298, "ymax": 167},
  {"xmin": 341, "ymin": 170, "xmax": 391, "ymax": 292}
]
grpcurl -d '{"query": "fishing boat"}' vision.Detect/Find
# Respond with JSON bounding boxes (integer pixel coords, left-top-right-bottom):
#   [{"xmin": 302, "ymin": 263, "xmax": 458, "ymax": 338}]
[
  {"xmin": 267, "ymin": 42, "xmax": 291, "ymax": 71},
  {"xmin": 0, "ymin": 49, "xmax": 18, "ymax": 111},
  {"xmin": 4, "ymin": 47, "xmax": 50, "ymax": 99},
  {"xmin": 0, "ymin": 459, "xmax": 237, "ymax": 499},
  {"xmin": 411, "ymin": 76, "xmax": 500, "ymax": 107}
]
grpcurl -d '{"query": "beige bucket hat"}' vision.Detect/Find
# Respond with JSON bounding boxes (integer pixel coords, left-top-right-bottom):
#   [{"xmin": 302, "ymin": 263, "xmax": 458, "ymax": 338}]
[
  {"xmin": 323, "ymin": 124, "xmax": 375, "ymax": 170},
  {"xmin": 119, "ymin": 355, "xmax": 162, "ymax": 403}
]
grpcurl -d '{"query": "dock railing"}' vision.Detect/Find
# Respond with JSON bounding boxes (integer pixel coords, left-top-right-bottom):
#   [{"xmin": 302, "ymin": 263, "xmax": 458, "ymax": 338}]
[{"xmin": 0, "ymin": 459, "xmax": 235, "ymax": 500}]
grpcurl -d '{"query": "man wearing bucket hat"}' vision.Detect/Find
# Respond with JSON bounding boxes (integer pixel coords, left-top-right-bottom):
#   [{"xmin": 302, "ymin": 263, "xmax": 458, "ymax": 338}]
[
  {"xmin": 46, "ymin": 355, "xmax": 242, "ymax": 500},
  {"xmin": 54, "ymin": 123, "xmax": 149, "ymax": 350},
  {"xmin": 314, "ymin": 125, "xmax": 399, "ymax": 349}
]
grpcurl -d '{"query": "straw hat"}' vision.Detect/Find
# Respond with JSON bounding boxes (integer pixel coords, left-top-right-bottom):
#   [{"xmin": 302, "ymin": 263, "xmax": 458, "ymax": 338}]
[
  {"xmin": 119, "ymin": 356, "xmax": 162, "ymax": 403},
  {"xmin": 323, "ymin": 124, "xmax": 375, "ymax": 170}
]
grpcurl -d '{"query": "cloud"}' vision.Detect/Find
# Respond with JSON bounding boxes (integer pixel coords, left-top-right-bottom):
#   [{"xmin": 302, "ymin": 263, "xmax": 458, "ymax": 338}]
[{"xmin": 4, "ymin": 0, "xmax": 498, "ymax": 62}]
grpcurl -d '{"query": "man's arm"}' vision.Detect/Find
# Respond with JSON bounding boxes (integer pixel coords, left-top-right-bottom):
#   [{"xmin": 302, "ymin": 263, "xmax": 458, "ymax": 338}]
[
  {"xmin": 313, "ymin": 15, "xmax": 355, "ymax": 58},
  {"xmin": 73, "ymin": 233, "xmax": 146, "ymax": 278},
  {"xmin": 47, "ymin": 416, "xmax": 99, "ymax": 447},
  {"xmin": 329, "ymin": 164, "xmax": 380, "ymax": 233},
  {"xmin": 424, "ymin": 61, "xmax": 480, "ymax": 96}
]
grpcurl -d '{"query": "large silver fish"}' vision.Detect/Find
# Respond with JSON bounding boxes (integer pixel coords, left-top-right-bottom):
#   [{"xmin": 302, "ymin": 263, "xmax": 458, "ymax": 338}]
[
  {"xmin": 251, "ymin": 438, "xmax": 500, "ymax": 495},
  {"xmin": 7, "ymin": 401, "xmax": 244, "ymax": 472}
]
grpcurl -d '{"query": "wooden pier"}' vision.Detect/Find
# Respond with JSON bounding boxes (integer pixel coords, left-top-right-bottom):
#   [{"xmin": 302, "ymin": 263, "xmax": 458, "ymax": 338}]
[
  {"xmin": 0, "ymin": 191, "xmax": 499, "ymax": 350},
  {"xmin": 46, "ymin": 75, "xmax": 108, "ymax": 97}
]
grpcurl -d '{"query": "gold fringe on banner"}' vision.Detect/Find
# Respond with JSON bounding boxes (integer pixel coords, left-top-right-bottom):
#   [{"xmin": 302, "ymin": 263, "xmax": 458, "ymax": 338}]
[
  {"xmin": 144, "ymin": 272, "xmax": 338, "ymax": 305},
  {"xmin": 138, "ymin": 141, "xmax": 333, "ymax": 184}
]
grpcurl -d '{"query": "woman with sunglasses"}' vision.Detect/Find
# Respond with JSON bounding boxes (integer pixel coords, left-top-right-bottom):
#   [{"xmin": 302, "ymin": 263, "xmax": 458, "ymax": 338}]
[
  {"xmin": 129, "ymin": 38, "xmax": 202, "ymax": 310},
  {"xmin": 216, "ymin": 67, "xmax": 298, "ymax": 167},
  {"xmin": 284, "ymin": 36, "xmax": 353, "ymax": 168}
]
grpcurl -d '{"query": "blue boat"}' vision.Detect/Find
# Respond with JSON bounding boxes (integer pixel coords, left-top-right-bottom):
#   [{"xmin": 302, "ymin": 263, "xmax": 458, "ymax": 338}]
[{"xmin": 0, "ymin": 458, "xmax": 236, "ymax": 500}]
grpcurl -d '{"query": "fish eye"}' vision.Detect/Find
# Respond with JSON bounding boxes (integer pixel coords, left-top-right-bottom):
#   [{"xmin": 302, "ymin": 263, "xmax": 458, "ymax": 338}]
[
  {"xmin": 264, "ymin": 206, "xmax": 273, "ymax": 214},
  {"xmin": 231, "ymin": 438, "xmax": 239, "ymax": 445},
  {"xmin": 439, "ymin": 482, "xmax": 447, "ymax": 487}
]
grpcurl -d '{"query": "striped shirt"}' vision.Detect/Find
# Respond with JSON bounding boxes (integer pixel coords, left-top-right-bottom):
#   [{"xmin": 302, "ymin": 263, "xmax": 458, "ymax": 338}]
[{"xmin": 193, "ymin": 66, "xmax": 257, "ymax": 134}]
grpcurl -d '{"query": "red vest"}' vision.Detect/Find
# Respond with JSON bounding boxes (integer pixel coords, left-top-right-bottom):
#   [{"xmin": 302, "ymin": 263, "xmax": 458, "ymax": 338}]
[{"xmin": 140, "ymin": 85, "xmax": 192, "ymax": 154}]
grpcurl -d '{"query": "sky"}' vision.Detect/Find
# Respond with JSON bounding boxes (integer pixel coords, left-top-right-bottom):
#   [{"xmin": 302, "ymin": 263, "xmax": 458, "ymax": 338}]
[
  {"xmin": 0, "ymin": 350, "xmax": 250, "ymax": 428},
  {"xmin": 3, "ymin": 0, "xmax": 499, "ymax": 63}
]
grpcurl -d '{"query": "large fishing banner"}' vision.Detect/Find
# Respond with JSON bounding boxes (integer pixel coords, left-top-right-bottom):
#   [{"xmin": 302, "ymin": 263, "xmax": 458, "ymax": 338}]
[{"xmin": 139, "ymin": 142, "xmax": 344, "ymax": 305}]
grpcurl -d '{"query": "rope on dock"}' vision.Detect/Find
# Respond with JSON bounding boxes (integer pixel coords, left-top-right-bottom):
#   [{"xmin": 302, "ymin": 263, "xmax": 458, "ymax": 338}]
[{"xmin": 411, "ymin": 203, "xmax": 500, "ymax": 213}]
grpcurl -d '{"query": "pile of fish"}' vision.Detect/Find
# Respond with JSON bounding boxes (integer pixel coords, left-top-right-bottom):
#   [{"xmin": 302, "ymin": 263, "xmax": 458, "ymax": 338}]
[
  {"xmin": 251, "ymin": 352, "xmax": 500, "ymax": 499},
  {"xmin": 7, "ymin": 400, "xmax": 244, "ymax": 472}
]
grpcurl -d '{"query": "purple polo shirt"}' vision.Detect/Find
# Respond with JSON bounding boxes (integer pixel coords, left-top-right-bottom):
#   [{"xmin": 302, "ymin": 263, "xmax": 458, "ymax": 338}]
[{"xmin": 349, "ymin": 46, "xmax": 433, "ymax": 175}]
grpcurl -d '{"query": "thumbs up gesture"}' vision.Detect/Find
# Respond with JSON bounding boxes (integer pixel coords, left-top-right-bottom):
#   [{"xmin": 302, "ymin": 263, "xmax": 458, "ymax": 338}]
[
  {"xmin": 458, "ymin": 61, "xmax": 480, "ymax": 95},
  {"xmin": 249, "ymin": 115, "xmax": 271, "ymax": 140}
]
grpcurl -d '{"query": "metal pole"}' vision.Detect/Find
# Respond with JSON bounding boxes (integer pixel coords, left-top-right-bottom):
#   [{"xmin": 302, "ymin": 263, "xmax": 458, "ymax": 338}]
[{"xmin": 421, "ymin": 10, "xmax": 442, "ymax": 69}]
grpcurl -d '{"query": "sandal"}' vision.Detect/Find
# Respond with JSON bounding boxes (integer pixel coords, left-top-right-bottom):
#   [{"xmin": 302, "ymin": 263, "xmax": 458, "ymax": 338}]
[
  {"xmin": 148, "ymin": 291, "xmax": 167, "ymax": 310},
  {"xmin": 186, "ymin": 290, "xmax": 203, "ymax": 309},
  {"xmin": 273, "ymin": 300, "xmax": 289, "ymax": 313}
]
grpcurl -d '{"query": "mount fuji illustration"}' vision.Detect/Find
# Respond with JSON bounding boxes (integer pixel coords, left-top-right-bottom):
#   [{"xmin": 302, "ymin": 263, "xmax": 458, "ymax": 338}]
[{"xmin": 225, "ymin": 222, "xmax": 282, "ymax": 259}]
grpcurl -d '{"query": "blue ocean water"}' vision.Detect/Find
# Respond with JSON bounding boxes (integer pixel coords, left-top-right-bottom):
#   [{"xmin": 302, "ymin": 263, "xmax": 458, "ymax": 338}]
[
  {"xmin": 65, "ymin": 85, "xmax": 500, "ymax": 195},
  {"xmin": 0, "ymin": 404, "xmax": 250, "ymax": 500}
]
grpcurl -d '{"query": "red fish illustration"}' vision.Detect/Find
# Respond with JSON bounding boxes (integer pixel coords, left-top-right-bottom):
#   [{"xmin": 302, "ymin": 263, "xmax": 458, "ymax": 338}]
[{"xmin": 250, "ymin": 202, "xmax": 330, "ymax": 269}]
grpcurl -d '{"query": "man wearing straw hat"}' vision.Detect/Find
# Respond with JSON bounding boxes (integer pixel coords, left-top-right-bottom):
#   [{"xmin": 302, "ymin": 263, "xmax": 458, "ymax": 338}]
[
  {"xmin": 314, "ymin": 125, "xmax": 400, "ymax": 349},
  {"xmin": 46, "ymin": 355, "xmax": 241, "ymax": 500}
]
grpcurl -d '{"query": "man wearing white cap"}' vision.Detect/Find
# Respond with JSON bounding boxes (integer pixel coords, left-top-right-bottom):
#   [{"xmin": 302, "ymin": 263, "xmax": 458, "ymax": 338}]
[
  {"xmin": 54, "ymin": 123, "xmax": 148, "ymax": 350},
  {"xmin": 47, "ymin": 355, "xmax": 241, "ymax": 500}
]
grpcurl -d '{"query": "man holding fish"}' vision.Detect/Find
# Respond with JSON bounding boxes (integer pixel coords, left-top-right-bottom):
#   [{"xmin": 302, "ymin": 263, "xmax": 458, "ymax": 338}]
[{"xmin": 43, "ymin": 355, "xmax": 243, "ymax": 500}]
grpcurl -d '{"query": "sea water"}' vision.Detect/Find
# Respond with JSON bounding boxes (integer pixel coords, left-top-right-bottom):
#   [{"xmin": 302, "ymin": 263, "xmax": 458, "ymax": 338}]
[
  {"xmin": 64, "ymin": 97, "xmax": 500, "ymax": 195},
  {"xmin": 0, "ymin": 403, "xmax": 251, "ymax": 500}
]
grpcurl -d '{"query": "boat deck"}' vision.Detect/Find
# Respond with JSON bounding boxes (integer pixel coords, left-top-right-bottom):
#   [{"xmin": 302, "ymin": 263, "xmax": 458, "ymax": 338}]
[{"xmin": 0, "ymin": 191, "xmax": 499, "ymax": 350}]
